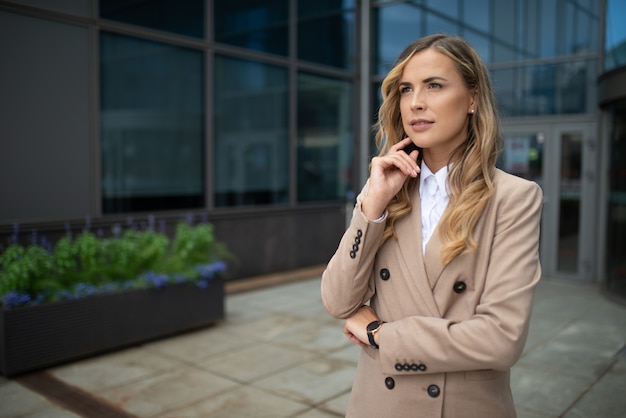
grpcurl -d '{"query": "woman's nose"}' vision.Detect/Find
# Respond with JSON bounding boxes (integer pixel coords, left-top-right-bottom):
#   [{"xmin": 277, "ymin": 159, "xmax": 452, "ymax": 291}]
[{"xmin": 410, "ymin": 92, "xmax": 425, "ymax": 110}]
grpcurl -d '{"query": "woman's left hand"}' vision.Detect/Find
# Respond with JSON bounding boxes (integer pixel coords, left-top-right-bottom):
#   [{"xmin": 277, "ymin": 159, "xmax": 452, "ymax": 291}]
[{"xmin": 344, "ymin": 305, "xmax": 380, "ymax": 348}]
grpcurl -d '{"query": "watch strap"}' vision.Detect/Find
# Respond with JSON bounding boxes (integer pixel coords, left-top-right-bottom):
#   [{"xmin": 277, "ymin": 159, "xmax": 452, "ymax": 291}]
[{"xmin": 366, "ymin": 320, "xmax": 383, "ymax": 349}]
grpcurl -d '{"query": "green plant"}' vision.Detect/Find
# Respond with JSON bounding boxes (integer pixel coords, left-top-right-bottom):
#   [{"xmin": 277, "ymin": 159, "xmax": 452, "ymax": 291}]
[{"xmin": 0, "ymin": 221, "xmax": 232, "ymax": 309}]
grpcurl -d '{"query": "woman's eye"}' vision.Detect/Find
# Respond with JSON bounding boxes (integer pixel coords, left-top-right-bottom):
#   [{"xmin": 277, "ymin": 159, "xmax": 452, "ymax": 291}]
[
  {"xmin": 428, "ymin": 83, "xmax": 442, "ymax": 89},
  {"xmin": 400, "ymin": 86, "xmax": 412, "ymax": 94}
]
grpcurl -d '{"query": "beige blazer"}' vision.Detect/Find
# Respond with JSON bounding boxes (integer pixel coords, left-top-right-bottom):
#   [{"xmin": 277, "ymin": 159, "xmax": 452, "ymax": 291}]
[{"xmin": 321, "ymin": 169, "xmax": 543, "ymax": 418}]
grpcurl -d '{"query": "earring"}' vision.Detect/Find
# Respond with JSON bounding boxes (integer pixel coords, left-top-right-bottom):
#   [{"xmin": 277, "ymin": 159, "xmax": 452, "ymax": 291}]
[{"xmin": 469, "ymin": 109, "xmax": 475, "ymax": 114}]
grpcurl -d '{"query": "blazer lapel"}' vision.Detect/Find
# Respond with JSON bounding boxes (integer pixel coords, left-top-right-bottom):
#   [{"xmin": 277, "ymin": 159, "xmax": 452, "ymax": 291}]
[
  {"xmin": 424, "ymin": 230, "xmax": 445, "ymax": 289},
  {"xmin": 395, "ymin": 182, "xmax": 442, "ymax": 317}
]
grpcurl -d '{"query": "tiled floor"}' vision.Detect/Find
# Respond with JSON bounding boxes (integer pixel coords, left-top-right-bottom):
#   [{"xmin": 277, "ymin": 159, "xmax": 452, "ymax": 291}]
[{"xmin": 1, "ymin": 276, "xmax": 626, "ymax": 417}]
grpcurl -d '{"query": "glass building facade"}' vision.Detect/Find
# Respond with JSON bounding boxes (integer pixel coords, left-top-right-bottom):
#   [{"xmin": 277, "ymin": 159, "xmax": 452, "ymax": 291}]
[{"xmin": 0, "ymin": 0, "xmax": 624, "ymax": 299}]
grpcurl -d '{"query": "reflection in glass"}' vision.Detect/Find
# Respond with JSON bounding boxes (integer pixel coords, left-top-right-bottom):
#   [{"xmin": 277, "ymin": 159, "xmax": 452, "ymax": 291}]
[
  {"xmin": 100, "ymin": 33, "xmax": 204, "ymax": 213},
  {"xmin": 374, "ymin": 3, "xmax": 422, "ymax": 75},
  {"xmin": 558, "ymin": 133, "xmax": 582, "ymax": 274},
  {"xmin": 213, "ymin": 56, "xmax": 289, "ymax": 207},
  {"xmin": 462, "ymin": 0, "xmax": 489, "ymax": 34},
  {"xmin": 100, "ymin": 0, "xmax": 204, "ymax": 38},
  {"xmin": 214, "ymin": 0, "xmax": 289, "ymax": 56},
  {"xmin": 493, "ymin": 60, "xmax": 596, "ymax": 117},
  {"xmin": 426, "ymin": 0, "xmax": 458, "ymax": 19},
  {"xmin": 298, "ymin": 6, "xmax": 356, "ymax": 69},
  {"xmin": 605, "ymin": 0, "xmax": 626, "ymax": 71},
  {"xmin": 297, "ymin": 73, "xmax": 353, "ymax": 202},
  {"xmin": 426, "ymin": 11, "xmax": 457, "ymax": 36},
  {"xmin": 539, "ymin": 0, "xmax": 557, "ymax": 57},
  {"xmin": 497, "ymin": 133, "xmax": 544, "ymax": 186},
  {"xmin": 607, "ymin": 103, "xmax": 626, "ymax": 298}
]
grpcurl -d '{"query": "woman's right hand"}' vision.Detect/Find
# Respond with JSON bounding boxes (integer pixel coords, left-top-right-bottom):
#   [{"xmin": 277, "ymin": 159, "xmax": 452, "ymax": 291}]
[{"xmin": 361, "ymin": 137, "xmax": 420, "ymax": 220}]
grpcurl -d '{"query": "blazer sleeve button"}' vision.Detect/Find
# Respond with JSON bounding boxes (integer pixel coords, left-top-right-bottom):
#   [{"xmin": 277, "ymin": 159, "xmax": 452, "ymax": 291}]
[
  {"xmin": 427, "ymin": 384, "xmax": 441, "ymax": 398},
  {"xmin": 418, "ymin": 364, "xmax": 427, "ymax": 372},
  {"xmin": 356, "ymin": 229, "xmax": 363, "ymax": 237},
  {"xmin": 385, "ymin": 377, "xmax": 395, "ymax": 390},
  {"xmin": 453, "ymin": 281, "xmax": 467, "ymax": 293},
  {"xmin": 349, "ymin": 251, "xmax": 357, "ymax": 259},
  {"xmin": 395, "ymin": 363, "xmax": 403, "ymax": 371}
]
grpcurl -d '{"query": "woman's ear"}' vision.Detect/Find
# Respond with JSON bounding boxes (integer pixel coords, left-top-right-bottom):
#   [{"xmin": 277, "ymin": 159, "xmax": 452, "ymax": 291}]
[{"xmin": 468, "ymin": 89, "xmax": 478, "ymax": 114}]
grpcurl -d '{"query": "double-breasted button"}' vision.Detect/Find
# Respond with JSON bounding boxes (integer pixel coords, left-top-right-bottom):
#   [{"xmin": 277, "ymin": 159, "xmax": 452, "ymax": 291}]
[
  {"xmin": 453, "ymin": 281, "xmax": 467, "ymax": 294},
  {"xmin": 427, "ymin": 384, "xmax": 440, "ymax": 398},
  {"xmin": 379, "ymin": 268, "xmax": 390, "ymax": 281},
  {"xmin": 385, "ymin": 377, "xmax": 395, "ymax": 390}
]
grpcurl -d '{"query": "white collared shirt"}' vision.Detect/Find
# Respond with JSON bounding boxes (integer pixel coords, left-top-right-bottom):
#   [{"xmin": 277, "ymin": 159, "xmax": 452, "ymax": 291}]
[{"xmin": 419, "ymin": 161, "xmax": 450, "ymax": 254}]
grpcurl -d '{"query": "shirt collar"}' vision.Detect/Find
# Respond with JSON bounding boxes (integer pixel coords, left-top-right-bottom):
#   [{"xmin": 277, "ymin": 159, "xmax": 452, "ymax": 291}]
[{"xmin": 419, "ymin": 161, "xmax": 450, "ymax": 197}]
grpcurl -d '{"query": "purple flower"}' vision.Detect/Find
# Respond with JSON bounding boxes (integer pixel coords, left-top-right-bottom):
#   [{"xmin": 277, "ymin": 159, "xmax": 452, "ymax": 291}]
[
  {"xmin": 143, "ymin": 271, "xmax": 169, "ymax": 289},
  {"xmin": 30, "ymin": 229, "xmax": 38, "ymax": 245},
  {"xmin": 11, "ymin": 223, "xmax": 19, "ymax": 244},
  {"xmin": 1, "ymin": 291, "xmax": 31, "ymax": 309},
  {"xmin": 64, "ymin": 222, "xmax": 72, "ymax": 240},
  {"xmin": 197, "ymin": 261, "xmax": 227, "ymax": 279},
  {"xmin": 74, "ymin": 283, "xmax": 98, "ymax": 297}
]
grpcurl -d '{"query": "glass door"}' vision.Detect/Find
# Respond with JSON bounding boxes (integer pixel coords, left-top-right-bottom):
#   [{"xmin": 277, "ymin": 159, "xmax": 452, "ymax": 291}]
[{"xmin": 501, "ymin": 122, "xmax": 597, "ymax": 281}]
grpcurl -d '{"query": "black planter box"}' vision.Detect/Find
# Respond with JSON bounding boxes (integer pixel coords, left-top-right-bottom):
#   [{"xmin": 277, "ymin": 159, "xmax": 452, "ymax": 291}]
[{"xmin": 0, "ymin": 278, "xmax": 224, "ymax": 376}]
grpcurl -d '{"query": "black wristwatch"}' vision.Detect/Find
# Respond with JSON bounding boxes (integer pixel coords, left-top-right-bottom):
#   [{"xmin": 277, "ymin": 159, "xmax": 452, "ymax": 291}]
[{"xmin": 366, "ymin": 320, "xmax": 384, "ymax": 349}]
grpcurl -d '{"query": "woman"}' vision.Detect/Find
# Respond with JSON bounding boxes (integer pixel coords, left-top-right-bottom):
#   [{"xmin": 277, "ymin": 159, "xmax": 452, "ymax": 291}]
[{"xmin": 321, "ymin": 34, "xmax": 542, "ymax": 417}]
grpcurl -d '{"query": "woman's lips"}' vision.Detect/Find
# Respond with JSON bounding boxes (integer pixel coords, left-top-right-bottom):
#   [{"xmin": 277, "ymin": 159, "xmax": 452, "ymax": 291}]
[{"xmin": 410, "ymin": 119, "xmax": 433, "ymax": 131}]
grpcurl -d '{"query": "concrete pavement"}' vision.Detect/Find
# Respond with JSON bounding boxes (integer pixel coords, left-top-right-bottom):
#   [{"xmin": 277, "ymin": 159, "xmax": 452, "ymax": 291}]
[{"xmin": 1, "ymin": 274, "xmax": 625, "ymax": 417}]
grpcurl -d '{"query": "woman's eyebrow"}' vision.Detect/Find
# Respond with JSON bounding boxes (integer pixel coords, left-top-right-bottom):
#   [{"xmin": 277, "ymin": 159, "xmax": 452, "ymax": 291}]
[{"xmin": 423, "ymin": 76, "xmax": 448, "ymax": 83}]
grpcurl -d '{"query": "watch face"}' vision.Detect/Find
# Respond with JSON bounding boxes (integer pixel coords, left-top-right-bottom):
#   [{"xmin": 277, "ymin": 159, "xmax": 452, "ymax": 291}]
[{"xmin": 367, "ymin": 320, "xmax": 381, "ymax": 332}]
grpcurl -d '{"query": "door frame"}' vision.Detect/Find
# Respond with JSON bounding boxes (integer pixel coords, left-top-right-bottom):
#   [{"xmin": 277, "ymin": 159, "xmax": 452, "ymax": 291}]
[{"xmin": 502, "ymin": 117, "xmax": 598, "ymax": 281}]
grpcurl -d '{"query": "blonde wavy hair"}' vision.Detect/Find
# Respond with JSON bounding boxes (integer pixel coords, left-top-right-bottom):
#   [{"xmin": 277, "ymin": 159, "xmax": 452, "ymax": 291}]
[{"xmin": 374, "ymin": 34, "xmax": 502, "ymax": 265}]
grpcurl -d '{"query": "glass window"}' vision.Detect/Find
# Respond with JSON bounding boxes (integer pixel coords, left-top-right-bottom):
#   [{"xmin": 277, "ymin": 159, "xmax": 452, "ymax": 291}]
[
  {"xmin": 539, "ymin": 0, "xmax": 557, "ymax": 57},
  {"xmin": 605, "ymin": 0, "xmax": 626, "ymax": 71},
  {"xmin": 297, "ymin": 73, "xmax": 353, "ymax": 202},
  {"xmin": 491, "ymin": 68, "xmax": 516, "ymax": 116},
  {"xmin": 494, "ymin": 59, "xmax": 596, "ymax": 117},
  {"xmin": 426, "ymin": 12, "xmax": 458, "ymax": 36},
  {"xmin": 214, "ymin": 0, "xmax": 289, "ymax": 56},
  {"xmin": 100, "ymin": 32, "xmax": 204, "ymax": 213},
  {"xmin": 606, "ymin": 102, "xmax": 626, "ymax": 298},
  {"xmin": 14, "ymin": 0, "xmax": 90, "ymax": 16},
  {"xmin": 462, "ymin": 0, "xmax": 489, "ymax": 34},
  {"xmin": 213, "ymin": 56, "xmax": 288, "ymax": 207},
  {"xmin": 426, "ymin": 0, "xmax": 458, "ymax": 19},
  {"xmin": 492, "ymin": 0, "xmax": 515, "ymax": 62},
  {"xmin": 298, "ymin": 7, "xmax": 356, "ymax": 69},
  {"xmin": 520, "ymin": 65, "xmax": 556, "ymax": 116},
  {"xmin": 374, "ymin": 3, "xmax": 423, "ymax": 75},
  {"xmin": 558, "ymin": 60, "xmax": 596, "ymax": 114},
  {"xmin": 298, "ymin": 0, "xmax": 356, "ymax": 17},
  {"xmin": 522, "ymin": 0, "xmax": 539, "ymax": 59},
  {"xmin": 464, "ymin": 30, "xmax": 490, "ymax": 63},
  {"xmin": 100, "ymin": 0, "xmax": 204, "ymax": 38}
]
